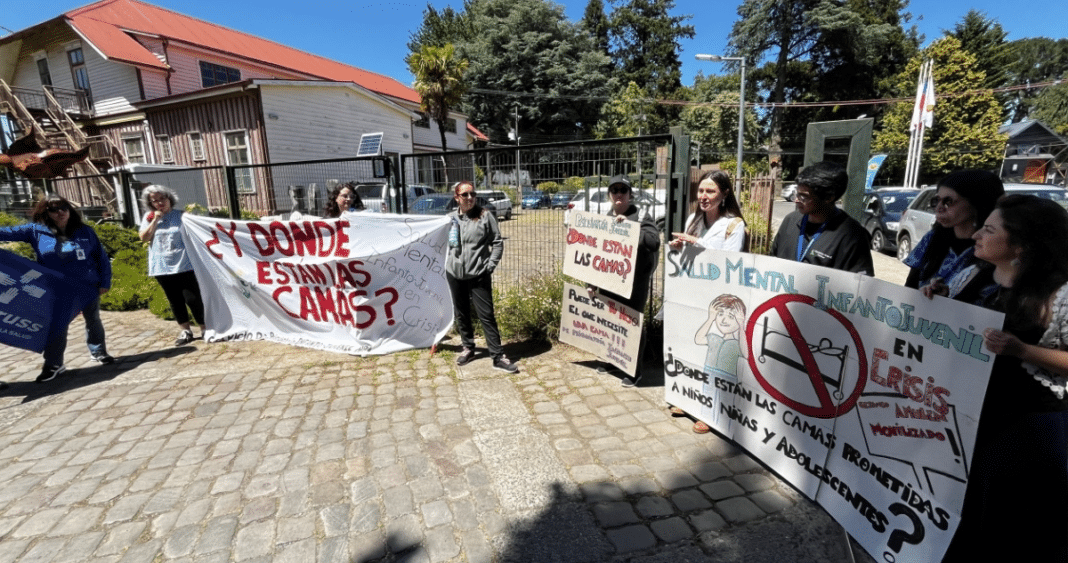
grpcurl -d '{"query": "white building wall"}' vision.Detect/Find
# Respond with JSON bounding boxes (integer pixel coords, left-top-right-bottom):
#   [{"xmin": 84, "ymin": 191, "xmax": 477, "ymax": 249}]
[
  {"xmin": 259, "ymin": 84, "xmax": 414, "ymax": 163},
  {"xmin": 163, "ymin": 44, "xmax": 306, "ymax": 96}
]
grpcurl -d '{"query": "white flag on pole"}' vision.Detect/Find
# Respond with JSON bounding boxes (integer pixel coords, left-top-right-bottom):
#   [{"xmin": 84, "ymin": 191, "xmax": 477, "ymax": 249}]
[{"xmin": 910, "ymin": 60, "xmax": 935, "ymax": 132}]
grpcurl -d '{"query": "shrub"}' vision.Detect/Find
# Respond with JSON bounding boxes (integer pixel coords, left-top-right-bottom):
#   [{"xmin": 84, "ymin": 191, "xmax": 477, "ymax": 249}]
[
  {"xmin": 535, "ymin": 181, "xmax": 560, "ymax": 194},
  {"xmin": 93, "ymin": 223, "xmax": 172, "ymax": 315},
  {"xmin": 563, "ymin": 177, "xmax": 586, "ymax": 192},
  {"xmin": 0, "ymin": 212, "xmax": 34, "ymax": 259},
  {"xmin": 494, "ymin": 268, "xmax": 568, "ymax": 343}
]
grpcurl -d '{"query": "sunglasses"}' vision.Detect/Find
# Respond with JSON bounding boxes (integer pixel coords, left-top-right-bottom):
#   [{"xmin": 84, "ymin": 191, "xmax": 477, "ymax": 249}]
[
  {"xmin": 928, "ymin": 196, "xmax": 960, "ymax": 209},
  {"xmin": 47, "ymin": 205, "xmax": 70, "ymax": 213},
  {"xmin": 457, "ymin": 192, "xmax": 475, "ymax": 198},
  {"xmin": 608, "ymin": 186, "xmax": 630, "ymax": 194}
]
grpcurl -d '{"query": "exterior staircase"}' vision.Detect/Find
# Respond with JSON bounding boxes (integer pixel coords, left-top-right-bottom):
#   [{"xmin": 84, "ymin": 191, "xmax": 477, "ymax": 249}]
[{"xmin": 0, "ymin": 79, "xmax": 122, "ymax": 217}]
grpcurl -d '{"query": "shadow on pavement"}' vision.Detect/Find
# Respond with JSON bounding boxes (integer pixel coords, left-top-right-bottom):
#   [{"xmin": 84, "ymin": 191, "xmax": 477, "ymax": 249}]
[{"xmin": 0, "ymin": 345, "xmax": 197, "ymax": 404}]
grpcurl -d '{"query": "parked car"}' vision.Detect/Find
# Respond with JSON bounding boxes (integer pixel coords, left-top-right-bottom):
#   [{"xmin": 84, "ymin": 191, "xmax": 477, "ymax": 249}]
[
  {"xmin": 475, "ymin": 190, "xmax": 513, "ymax": 220},
  {"xmin": 862, "ymin": 188, "xmax": 919, "ymax": 254},
  {"xmin": 521, "ymin": 191, "xmax": 550, "ymax": 209},
  {"xmin": 551, "ymin": 191, "xmax": 575, "ymax": 209},
  {"xmin": 409, "ymin": 192, "xmax": 499, "ymax": 219},
  {"xmin": 563, "ymin": 187, "xmax": 665, "ymax": 229},
  {"xmin": 357, "ymin": 183, "xmax": 434, "ymax": 213},
  {"xmin": 782, "ymin": 183, "xmax": 797, "ymax": 202},
  {"xmin": 896, "ymin": 183, "xmax": 1068, "ymax": 261}
]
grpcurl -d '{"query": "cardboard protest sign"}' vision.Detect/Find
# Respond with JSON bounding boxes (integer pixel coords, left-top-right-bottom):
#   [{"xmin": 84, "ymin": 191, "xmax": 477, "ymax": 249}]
[
  {"xmin": 559, "ymin": 282, "xmax": 642, "ymax": 375},
  {"xmin": 0, "ymin": 250, "xmax": 96, "ymax": 353},
  {"xmin": 663, "ymin": 248, "xmax": 1003, "ymax": 563},
  {"xmin": 182, "ymin": 213, "xmax": 452, "ymax": 355},
  {"xmin": 563, "ymin": 210, "xmax": 642, "ymax": 298}
]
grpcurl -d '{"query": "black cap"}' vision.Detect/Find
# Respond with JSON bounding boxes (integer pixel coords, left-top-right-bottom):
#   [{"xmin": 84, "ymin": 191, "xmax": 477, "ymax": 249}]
[{"xmin": 607, "ymin": 175, "xmax": 632, "ymax": 191}]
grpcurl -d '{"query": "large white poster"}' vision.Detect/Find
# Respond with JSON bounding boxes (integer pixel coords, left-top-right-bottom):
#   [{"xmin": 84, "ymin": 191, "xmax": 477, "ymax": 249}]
[
  {"xmin": 559, "ymin": 282, "xmax": 643, "ymax": 375},
  {"xmin": 664, "ymin": 248, "xmax": 1003, "ymax": 562},
  {"xmin": 563, "ymin": 210, "xmax": 642, "ymax": 298},
  {"xmin": 182, "ymin": 213, "xmax": 452, "ymax": 355}
]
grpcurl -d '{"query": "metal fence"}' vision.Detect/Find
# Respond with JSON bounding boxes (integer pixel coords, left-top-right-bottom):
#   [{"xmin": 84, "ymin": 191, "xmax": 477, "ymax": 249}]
[
  {"xmin": 399, "ymin": 134, "xmax": 686, "ymax": 313},
  {"xmin": 3, "ymin": 132, "xmax": 782, "ymax": 316}
]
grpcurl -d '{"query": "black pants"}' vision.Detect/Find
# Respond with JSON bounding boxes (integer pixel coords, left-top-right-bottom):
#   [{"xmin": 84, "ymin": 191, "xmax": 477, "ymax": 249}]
[
  {"xmin": 447, "ymin": 273, "xmax": 503, "ymax": 359},
  {"xmin": 155, "ymin": 270, "xmax": 205, "ymax": 326}
]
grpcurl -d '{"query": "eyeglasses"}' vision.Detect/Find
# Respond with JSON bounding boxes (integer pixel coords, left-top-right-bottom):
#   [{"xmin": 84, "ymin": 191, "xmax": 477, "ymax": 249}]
[
  {"xmin": 457, "ymin": 192, "xmax": 475, "ymax": 199},
  {"xmin": 608, "ymin": 186, "xmax": 630, "ymax": 194},
  {"xmin": 794, "ymin": 192, "xmax": 813, "ymax": 203},
  {"xmin": 47, "ymin": 205, "xmax": 69, "ymax": 214},
  {"xmin": 928, "ymin": 196, "xmax": 960, "ymax": 209}
]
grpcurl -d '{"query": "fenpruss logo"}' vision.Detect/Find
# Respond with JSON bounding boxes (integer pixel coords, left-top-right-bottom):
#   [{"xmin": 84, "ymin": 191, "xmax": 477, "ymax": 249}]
[{"xmin": 0, "ymin": 269, "xmax": 47, "ymax": 333}]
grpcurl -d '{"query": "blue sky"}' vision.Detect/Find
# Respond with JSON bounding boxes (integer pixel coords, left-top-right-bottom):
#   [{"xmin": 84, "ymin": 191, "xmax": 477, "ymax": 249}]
[{"xmin": 2, "ymin": 0, "xmax": 1065, "ymax": 91}]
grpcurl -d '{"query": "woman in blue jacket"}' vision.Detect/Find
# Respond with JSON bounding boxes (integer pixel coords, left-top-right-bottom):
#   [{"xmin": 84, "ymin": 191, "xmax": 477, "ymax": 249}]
[{"xmin": 0, "ymin": 195, "xmax": 113, "ymax": 382}]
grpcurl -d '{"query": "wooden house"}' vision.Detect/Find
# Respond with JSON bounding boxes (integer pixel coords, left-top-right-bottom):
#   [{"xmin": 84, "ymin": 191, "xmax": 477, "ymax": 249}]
[{"xmin": 0, "ymin": 0, "xmax": 480, "ymax": 216}]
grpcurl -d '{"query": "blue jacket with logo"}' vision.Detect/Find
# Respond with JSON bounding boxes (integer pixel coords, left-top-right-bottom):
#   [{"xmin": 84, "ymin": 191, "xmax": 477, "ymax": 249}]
[{"xmin": 0, "ymin": 223, "xmax": 112, "ymax": 289}]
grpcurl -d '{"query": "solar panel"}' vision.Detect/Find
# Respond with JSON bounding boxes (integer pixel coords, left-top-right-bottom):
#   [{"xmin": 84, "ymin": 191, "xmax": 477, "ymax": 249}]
[{"xmin": 357, "ymin": 132, "xmax": 384, "ymax": 157}]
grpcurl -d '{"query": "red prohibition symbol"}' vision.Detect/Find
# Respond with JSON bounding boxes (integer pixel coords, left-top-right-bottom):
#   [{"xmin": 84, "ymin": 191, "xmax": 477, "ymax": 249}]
[{"xmin": 746, "ymin": 294, "xmax": 868, "ymax": 419}]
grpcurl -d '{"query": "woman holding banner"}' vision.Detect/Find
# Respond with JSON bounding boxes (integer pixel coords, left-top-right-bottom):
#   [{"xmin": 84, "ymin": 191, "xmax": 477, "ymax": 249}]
[
  {"xmin": 942, "ymin": 195, "xmax": 1068, "ymax": 562},
  {"xmin": 446, "ymin": 181, "xmax": 518, "ymax": 373},
  {"xmin": 324, "ymin": 182, "xmax": 365, "ymax": 217},
  {"xmin": 590, "ymin": 175, "xmax": 660, "ymax": 387},
  {"xmin": 669, "ymin": 170, "xmax": 746, "ymax": 252},
  {"xmin": 139, "ymin": 185, "xmax": 205, "ymax": 346},
  {"xmin": 0, "ymin": 194, "xmax": 113, "ymax": 382},
  {"xmin": 904, "ymin": 170, "xmax": 1003, "ymax": 291}
]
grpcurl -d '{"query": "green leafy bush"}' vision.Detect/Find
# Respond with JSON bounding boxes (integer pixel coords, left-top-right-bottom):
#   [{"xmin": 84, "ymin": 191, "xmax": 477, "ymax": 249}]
[
  {"xmin": 494, "ymin": 268, "xmax": 568, "ymax": 343},
  {"xmin": 564, "ymin": 177, "xmax": 586, "ymax": 192},
  {"xmin": 536, "ymin": 181, "xmax": 560, "ymax": 194},
  {"xmin": 0, "ymin": 212, "xmax": 34, "ymax": 259},
  {"xmin": 94, "ymin": 223, "xmax": 172, "ymax": 315}
]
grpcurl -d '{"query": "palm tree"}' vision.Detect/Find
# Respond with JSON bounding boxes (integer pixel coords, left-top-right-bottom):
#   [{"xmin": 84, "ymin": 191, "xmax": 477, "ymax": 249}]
[{"xmin": 407, "ymin": 43, "xmax": 469, "ymax": 154}]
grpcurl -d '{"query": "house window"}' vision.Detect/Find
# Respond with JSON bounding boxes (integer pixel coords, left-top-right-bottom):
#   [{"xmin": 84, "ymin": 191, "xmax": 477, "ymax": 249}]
[
  {"xmin": 445, "ymin": 118, "xmax": 457, "ymax": 134},
  {"xmin": 157, "ymin": 135, "xmax": 174, "ymax": 163},
  {"xmin": 37, "ymin": 58, "xmax": 52, "ymax": 87},
  {"xmin": 414, "ymin": 113, "xmax": 430, "ymax": 128},
  {"xmin": 200, "ymin": 61, "xmax": 241, "ymax": 88},
  {"xmin": 224, "ymin": 130, "xmax": 255, "ymax": 194},
  {"xmin": 123, "ymin": 136, "xmax": 146, "ymax": 164},
  {"xmin": 189, "ymin": 132, "xmax": 205, "ymax": 161},
  {"xmin": 67, "ymin": 48, "xmax": 91, "ymax": 103}
]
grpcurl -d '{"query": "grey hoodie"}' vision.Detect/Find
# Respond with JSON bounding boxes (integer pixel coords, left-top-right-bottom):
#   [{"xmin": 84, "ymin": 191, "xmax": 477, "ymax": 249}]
[{"xmin": 446, "ymin": 207, "xmax": 503, "ymax": 279}]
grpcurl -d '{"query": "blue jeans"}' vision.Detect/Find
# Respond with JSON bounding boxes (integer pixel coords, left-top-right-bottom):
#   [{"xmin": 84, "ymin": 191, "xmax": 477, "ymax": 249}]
[{"xmin": 43, "ymin": 295, "xmax": 107, "ymax": 367}]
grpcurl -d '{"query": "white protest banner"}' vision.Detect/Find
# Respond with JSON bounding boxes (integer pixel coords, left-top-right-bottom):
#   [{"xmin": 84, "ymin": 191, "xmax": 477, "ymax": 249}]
[
  {"xmin": 663, "ymin": 248, "xmax": 1003, "ymax": 563},
  {"xmin": 559, "ymin": 282, "xmax": 642, "ymax": 375},
  {"xmin": 563, "ymin": 210, "xmax": 642, "ymax": 298},
  {"xmin": 182, "ymin": 212, "xmax": 452, "ymax": 355}
]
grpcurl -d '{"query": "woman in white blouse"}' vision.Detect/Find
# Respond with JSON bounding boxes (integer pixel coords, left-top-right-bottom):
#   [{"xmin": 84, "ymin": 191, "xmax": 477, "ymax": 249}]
[
  {"xmin": 669, "ymin": 170, "xmax": 746, "ymax": 253},
  {"xmin": 668, "ymin": 170, "xmax": 748, "ymax": 433}
]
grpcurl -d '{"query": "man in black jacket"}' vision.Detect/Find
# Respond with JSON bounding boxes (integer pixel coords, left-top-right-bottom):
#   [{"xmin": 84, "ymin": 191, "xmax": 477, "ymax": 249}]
[{"xmin": 771, "ymin": 161, "xmax": 874, "ymax": 276}]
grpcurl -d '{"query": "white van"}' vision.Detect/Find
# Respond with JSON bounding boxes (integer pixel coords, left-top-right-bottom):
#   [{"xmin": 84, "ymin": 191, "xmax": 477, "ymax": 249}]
[
  {"xmin": 475, "ymin": 190, "xmax": 513, "ymax": 220},
  {"xmin": 358, "ymin": 184, "xmax": 433, "ymax": 213}
]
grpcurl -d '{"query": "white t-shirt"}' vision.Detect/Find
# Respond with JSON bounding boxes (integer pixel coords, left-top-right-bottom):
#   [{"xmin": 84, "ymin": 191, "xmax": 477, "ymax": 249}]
[{"xmin": 685, "ymin": 212, "xmax": 745, "ymax": 252}]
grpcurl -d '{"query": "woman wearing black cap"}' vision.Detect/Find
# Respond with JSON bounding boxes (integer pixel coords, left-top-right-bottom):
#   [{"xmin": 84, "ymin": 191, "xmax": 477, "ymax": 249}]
[
  {"xmin": 904, "ymin": 170, "xmax": 1004, "ymax": 295},
  {"xmin": 589, "ymin": 175, "xmax": 660, "ymax": 386}
]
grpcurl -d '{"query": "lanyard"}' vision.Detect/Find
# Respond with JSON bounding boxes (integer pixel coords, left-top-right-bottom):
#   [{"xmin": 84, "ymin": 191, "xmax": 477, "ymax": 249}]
[{"xmin": 796, "ymin": 212, "xmax": 835, "ymax": 262}]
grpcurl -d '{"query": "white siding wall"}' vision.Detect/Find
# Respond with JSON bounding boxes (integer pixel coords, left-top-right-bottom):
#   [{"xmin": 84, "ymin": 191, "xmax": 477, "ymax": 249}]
[
  {"xmin": 82, "ymin": 45, "xmax": 142, "ymax": 115},
  {"xmin": 408, "ymin": 108, "xmax": 468, "ymax": 151},
  {"xmin": 259, "ymin": 84, "xmax": 414, "ymax": 162},
  {"xmin": 163, "ymin": 44, "xmax": 305, "ymax": 96}
]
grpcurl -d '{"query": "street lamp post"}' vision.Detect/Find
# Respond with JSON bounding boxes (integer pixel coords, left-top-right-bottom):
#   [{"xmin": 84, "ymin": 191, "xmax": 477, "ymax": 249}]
[{"xmin": 695, "ymin": 54, "xmax": 746, "ymax": 191}]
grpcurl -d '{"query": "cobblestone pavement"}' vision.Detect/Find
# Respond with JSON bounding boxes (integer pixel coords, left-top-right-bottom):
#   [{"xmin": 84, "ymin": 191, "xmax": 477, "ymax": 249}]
[{"xmin": 0, "ymin": 310, "xmax": 876, "ymax": 563}]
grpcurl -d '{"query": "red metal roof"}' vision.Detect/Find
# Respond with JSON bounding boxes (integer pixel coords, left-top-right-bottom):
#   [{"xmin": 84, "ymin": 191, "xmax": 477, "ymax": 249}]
[{"xmin": 64, "ymin": 0, "xmax": 420, "ymax": 104}]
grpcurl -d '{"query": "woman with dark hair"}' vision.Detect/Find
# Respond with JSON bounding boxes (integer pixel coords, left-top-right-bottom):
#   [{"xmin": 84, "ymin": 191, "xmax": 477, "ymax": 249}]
[
  {"xmin": 0, "ymin": 194, "xmax": 113, "ymax": 382},
  {"xmin": 904, "ymin": 170, "xmax": 1004, "ymax": 291},
  {"xmin": 446, "ymin": 181, "xmax": 517, "ymax": 373},
  {"xmin": 139, "ymin": 184, "xmax": 205, "ymax": 346},
  {"xmin": 323, "ymin": 182, "xmax": 365, "ymax": 218},
  {"xmin": 669, "ymin": 170, "xmax": 747, "ymax": 252},
  {"xmin": 942, "ymin": 195, "xmax": 1068, "ymax": 562}
]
